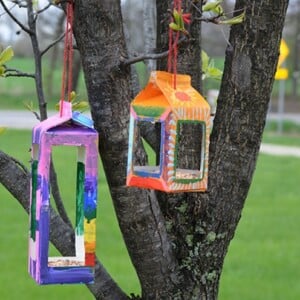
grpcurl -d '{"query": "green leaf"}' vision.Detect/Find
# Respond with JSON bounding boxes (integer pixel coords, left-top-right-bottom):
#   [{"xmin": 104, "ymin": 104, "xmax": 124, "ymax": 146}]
[
  {"xmin": 201, "ymin": 50, "xmax": 223, "ymax": 81},
  {"xmin": 0, "ymin": 66, "xmax": 5, "ymax": 77},
  {"xmin": 169, "ymin": 22, "xmax": 180, "ymax": 31},
  {"xmin": 173, "ymin": 9, "xmax": 181, "ymax": 26},
  {"xmin": 202, "ymin": 0, "xmax": 223, "ymax": 12},
  {"xmin": 219, "ymin": 11, "xmax": 245, "ymax": 25},
  {"xmin": 211, "ymin": 4, "xmax": 223, "ymax": 15},
  {"xmin": 70, "ymin": 90, "xmax": 77, "ymax": 102},
  {"xmin": 207, "ymin": 67, "xmax": 223, "ymax": 80},
  {"xmin": 72, "ymin": 101, "xmax": 89, "ymax": 112},
  {"xmin": 0, "ymin": 46, "xmax": 14, "ymax": 65},
  {"xmin": 201, "ymin": 50, "xmax": 210, "ymax": 73},
  {"xmin": 23, "ymin": 101, "xmax": 35, "ymax": 112}
]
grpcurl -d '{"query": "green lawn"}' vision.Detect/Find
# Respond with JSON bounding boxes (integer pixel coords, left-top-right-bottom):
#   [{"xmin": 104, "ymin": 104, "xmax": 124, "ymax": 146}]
[
  {"xmin": 1, "ymin": 129, "xmax": 299, "ymax": 299},
  {"xmin": 2, "ymin": 56, "xmax": 299, "ymax": 111},
  {"xmin": 219, "ymin": 153, "xmax": 300, "ymax": 300},
  {"xmin": 1, "ymin": 55, "xmax": 299, "ymax": 298},
  {"xmin": 0, "ymin": 129, "xmax": 140, "ymax": 299}
]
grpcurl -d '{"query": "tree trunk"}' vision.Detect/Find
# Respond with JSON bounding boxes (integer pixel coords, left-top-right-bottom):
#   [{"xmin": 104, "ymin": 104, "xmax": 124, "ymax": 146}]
[
  {"xmin": 0, "ymin": 0, "xmax": 289, "ymax": 299},
  {"xmin": 143, "ymin": 0, "xmax": 157, "ymax": 72},
  {"xmin": 74, "ymin": 1, "xmax": 177, "ymax": 299},
  {"xmin": 73, "ymin": 0, "xmax": 288, "ymax": 298}
]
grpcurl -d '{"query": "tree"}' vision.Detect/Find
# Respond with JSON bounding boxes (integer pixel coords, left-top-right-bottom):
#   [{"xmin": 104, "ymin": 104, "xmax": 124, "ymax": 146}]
[{"xmin": 0, "ymin": 0, "xmax": 289, "ymax": 299}]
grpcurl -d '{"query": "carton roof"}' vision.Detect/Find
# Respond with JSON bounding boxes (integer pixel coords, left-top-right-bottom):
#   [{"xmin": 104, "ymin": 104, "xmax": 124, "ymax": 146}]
[
  {"xmin": 32, "ymin": 101, "xmax": 96, "ymax": 143},
  {"xmin": 132, "ymin": 71, "xmax": 210, "ymax": 117}
]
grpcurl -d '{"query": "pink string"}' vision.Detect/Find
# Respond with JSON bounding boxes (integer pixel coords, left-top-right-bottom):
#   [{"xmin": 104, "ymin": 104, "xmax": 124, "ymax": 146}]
[
  {"xmin": 167, "ymin": 0, "xmax": 182, "ymax": 89},
  {"xmin": 60, "ymin": 1, "xmax": 74, "ymax": 117}
]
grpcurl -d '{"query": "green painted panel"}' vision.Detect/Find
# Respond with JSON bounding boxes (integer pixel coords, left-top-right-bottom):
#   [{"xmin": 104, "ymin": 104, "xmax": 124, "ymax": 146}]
[
  {"xmin": 30, "ymin": 160, "xmax": 38, "ymax": 240},
  {"xmin": 75, "ymin": 161, "xmax": 85, "ymax": 236},
  {"xmin": 133, "ymin": 105, "xmax": 165, "ymax": 118}
]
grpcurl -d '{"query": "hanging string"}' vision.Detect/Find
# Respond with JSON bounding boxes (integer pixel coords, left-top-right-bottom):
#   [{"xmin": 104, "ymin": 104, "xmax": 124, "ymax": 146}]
[
  {"xmin": 60, "ymin": 0, "xmax": 74, "ymax": 117},
  {"xmin": 168, "ymin": 0, "xmax": 182, "ymax": 89}
]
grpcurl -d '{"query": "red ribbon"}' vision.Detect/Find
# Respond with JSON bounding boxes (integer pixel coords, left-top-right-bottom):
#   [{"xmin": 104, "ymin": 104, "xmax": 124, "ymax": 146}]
[
  {"xmin": 168, "ymin": 0, "xmax": 182, "ymax": 89},
  {"xmin": 60, "ymin": 0, "xmax": 74, "ymax": 117}
]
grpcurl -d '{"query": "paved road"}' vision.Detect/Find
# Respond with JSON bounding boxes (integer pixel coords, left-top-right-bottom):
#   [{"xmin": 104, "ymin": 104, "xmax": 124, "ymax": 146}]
[
  {"xmin": 267, "ymin": 113, "xmax": 300, "ymax": 125},
  {"xmin": 0, "ymin": 110, "xmax": 40, "ymax": 129},
  {"xmin": 0, "ymin": 110, "xmax": 91, "ymax": 129},
  {"xmin": 260, "ymin": 143, "xmax": 300, "ymax": 158},
  {"xmin": 1, "ymin": 110, "xmax": 300, "ymax": 157},
  {"xmin": 2, "ymin": 111, "xmax": 299, "ymax": 128}
]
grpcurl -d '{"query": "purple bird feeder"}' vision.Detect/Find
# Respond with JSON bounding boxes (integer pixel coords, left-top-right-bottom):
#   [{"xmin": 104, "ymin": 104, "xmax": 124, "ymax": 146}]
[{"xmin": 28, "ymin": 101, "xmax": 98, "ymax": 285}]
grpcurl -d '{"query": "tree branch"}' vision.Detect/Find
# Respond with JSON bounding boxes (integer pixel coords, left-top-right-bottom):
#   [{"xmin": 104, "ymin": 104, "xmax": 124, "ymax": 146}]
[
  {"xmin": 26, "ymin": 1, "xmax": 48, "ymax": 121},
  {"xmin": 41, "ymin": 32, "xmax": 65, "ymax": 56},
  {"xmin": 123, "ymin": 36, "xmax": 187, "ymax": 66},
  {"xmin": 0, "ymin": 0, "xmax": 34, "ymax": 35},
  {"xmin": 36, "ymin": 2, "xmax": 52, "ymax": 14},
  {"xmin": 0, "ymin": 1, "xmax": 16, "ymax": 17},
  {"xmin": 50, "ymin": 159, "xmax": 73, "ymax": 228},
  {"xmin": 5, "ymin": 68, "xmax": 35, "ymax": 78},
  {"xmin": 0, "ymin": 150, "xmax": 129, "ymax": 300}
]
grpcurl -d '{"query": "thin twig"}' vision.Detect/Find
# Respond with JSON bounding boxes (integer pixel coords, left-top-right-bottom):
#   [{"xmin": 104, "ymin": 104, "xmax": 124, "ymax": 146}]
[
  {"xmin": 0, "ymin": 2, "xmax": 16, "ymax": 17},
  {"xmin": 124, "ymin": 50, "xmax": 169, "ymax": 66},
  {"xmin": 36, "ymin": 2, "xmax": 52, "ymax": 14},
  {"xmin": 41, "ymin": 32, "xmax": 65, "ymax": 56},
  {"xmin": 31, "ymin": 110, "xmax": 41, "ymax": 121},
  {"xmin": 50, "ymin": 159, "xmax": 73, "ymax": 229},
  {"xmin": 123, "ymin": 36, "xmax": 188, "ymax": 66},
  {"xmin": 195, "ymin": 16, "xmax": 222, "ymax": 24},
  {"xmin": 0, "ymin": 0, "xmax": 34, "ymax": 35},
  {"xmin": 5, "ymin": 68, "xmax": 35, "ymax": 78}
]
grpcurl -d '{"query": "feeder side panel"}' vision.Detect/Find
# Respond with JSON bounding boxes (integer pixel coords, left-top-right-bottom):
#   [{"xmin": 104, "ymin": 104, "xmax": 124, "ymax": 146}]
[
  {"xmin": 163, "ymin": 112, "xmax": 177, "ymax": 189},
  {"xmin": 38, "ymin": 134, "xmax": 52, "ymax": 282},
  {"xmin": 126, "ymin": 113, "xmax": 135, "ymax": 178},
  {"xmin": 29, "ymin": 149, "xmax": 38, "ymax": 280},
  {"xmin": 75, "ymin": 156, "xmax": 85, "ymax": 261},
  {"xmin": 83, "ymin": 141, "xmax": 98, "ymax": 267}
]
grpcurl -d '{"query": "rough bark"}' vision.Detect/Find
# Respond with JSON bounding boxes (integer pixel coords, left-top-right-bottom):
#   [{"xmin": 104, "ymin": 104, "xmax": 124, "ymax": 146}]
[
  {"xmin": 177, "ymin": 0, "xmax": 203, "ymax": 91},
  {"xmin": 143, "ymin": 0, "xmax": 157, "ymax": 72},
  {"xmin": 74, "ymin": 1, "xmax": 177, "ymax": 299},
  {"xmin": 73, "ymin": 0, "xmax": 289, "ymax": 298}
]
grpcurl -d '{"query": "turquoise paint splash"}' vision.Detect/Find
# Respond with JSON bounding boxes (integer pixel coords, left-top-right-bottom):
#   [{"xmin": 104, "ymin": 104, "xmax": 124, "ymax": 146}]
[{"xmin": 84, "ymin": 178, "xmax": 97, "ymax": 222}]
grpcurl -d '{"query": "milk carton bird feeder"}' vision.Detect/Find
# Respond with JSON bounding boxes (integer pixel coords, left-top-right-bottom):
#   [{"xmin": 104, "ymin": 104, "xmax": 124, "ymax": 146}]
[
  {"xmin": 127, "ymin": 71, "xmax": 211, "ymax": 193},
  {"xmin": 28, "ymin": 101, "xmax": 98, "ymax": 285},
  {"xmin": 28, "ymin": 0, "xmax": 99, "ymax": 285}
]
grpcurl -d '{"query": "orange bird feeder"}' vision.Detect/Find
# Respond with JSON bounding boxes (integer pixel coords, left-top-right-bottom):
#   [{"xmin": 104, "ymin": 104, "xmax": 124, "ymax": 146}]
[{"xmin": 127, "ymin": 71, "xmax": 211, "ymax": 193}]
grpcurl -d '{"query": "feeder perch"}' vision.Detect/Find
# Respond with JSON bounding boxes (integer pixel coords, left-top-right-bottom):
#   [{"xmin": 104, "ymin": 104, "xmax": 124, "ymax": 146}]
[
  {"xmin": 127, "ymin": 71, "xmax": 211, "ymax": 192},
  {"xmin": 29, "ymin": 101, "xmax": 98, "ymax": 284}
]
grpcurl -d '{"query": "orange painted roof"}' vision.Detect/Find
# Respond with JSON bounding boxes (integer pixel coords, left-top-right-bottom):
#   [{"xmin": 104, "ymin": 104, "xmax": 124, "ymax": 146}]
[{"xmin": 132, "ymin": 71, "xmax": 210, "ymax": 111}]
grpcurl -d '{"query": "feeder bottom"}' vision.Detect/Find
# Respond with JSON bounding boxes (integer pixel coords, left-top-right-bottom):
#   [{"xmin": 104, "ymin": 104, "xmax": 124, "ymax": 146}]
[
  {"xmin": 175, "ymin": 169, "xmax": 202, "ymax": 180},
  {"xmin": 48, "ymin": 257, "xmax": 85, "ymax": 267}
]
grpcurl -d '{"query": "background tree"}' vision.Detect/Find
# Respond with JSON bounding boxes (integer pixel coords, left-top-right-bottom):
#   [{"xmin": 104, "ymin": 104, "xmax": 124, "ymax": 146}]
[{"xmin": 0, "ymin": 0, "xmax": 289, "ymax": 299}]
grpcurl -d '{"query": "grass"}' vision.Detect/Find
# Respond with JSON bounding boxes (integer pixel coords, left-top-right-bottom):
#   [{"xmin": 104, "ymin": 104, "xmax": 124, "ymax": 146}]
[
  {"xmin": 219, "ymin": 153, "xmax": 300, "ymax": 300},
  {"xmin": 1, "ymin": 128, "xmax": 299, "ymax": 299},
  {"xmin": 0, "ymin": 129, "xmax": 140, "ymax": 299},
  {"xmin": 262, "ymin": 120, "xmax": 300, "ymax": 147},
  {"xmin": 1, "ymin": 56, "xmax": 299, "ymax": 298},
  {"xmin": 2, "ymin": 56, "xmax": 299, "ymax": 111},
  {"xmin": 219, "ymin": 123, "xmax": 300, "ymax": 300}
]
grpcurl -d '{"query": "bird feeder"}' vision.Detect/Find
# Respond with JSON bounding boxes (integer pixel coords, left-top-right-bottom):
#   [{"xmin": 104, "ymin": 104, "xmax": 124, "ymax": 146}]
[
  {"xmin": 127, "ymin": 71, "xmax": 211, "ymax": 192},
  {"xmin": 28, "ymin": 101, "xmax": 98, "ymax": 284}
]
